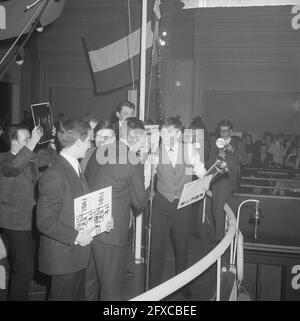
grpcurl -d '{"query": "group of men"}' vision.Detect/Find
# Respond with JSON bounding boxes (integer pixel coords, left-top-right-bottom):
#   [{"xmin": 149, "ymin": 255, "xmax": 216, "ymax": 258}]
[{"xmin": 0, "ymin": 100, "xmax": 248, "ymax": 301}]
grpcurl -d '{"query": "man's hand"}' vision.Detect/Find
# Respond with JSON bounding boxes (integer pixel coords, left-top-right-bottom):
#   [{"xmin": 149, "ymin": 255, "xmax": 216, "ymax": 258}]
[
  {"xmin": 51, "ymin": 126, "xmax": 56, "ymax": 138},
  {"xmin": 75, "ymin": 227, "xmax": 96, "ymax": 246},
  {"xmin": 27, "ymin": 126, "xmax": 43, "ymax": 151},
  {"xmin": 225, "ymin": 144, "xmax": 234, "ymax": 153},
  {"xmin": 105, "ymin": 218, "xmax": 114, "ymax": 233}
]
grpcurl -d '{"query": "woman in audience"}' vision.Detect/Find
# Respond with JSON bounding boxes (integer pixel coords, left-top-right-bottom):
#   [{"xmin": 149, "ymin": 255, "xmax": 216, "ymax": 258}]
[{"xmin": 242, "ymin": 132, "xmax": 255, "ymax": 164}]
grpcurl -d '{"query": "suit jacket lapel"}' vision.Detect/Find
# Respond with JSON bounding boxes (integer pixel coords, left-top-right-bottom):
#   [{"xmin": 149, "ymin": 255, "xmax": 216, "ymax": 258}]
[{"xmin": 57, "ymin": 155, "xmax": 89, "ymax": 195}]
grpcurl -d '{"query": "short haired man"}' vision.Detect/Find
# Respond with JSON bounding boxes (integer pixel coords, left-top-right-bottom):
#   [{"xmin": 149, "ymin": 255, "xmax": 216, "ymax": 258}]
[
  {"xmin": 149, "ymin": 117, "xmax": 206, "ymax": 298},
  {"xmin": 112, "ymin": 101, "xmax": 135, "ymax": 140},
  {"xmin": 36, "ymin": 119, "xmax": 110, "ymax": 301},
  {"xmin": 84, "ymin": 117, "xmax": 148, "ymax": 301},
  {"xmin": 54, "ymin": 112, "xmax": 65, "ymax": 131},
  {"xmin": 207, "ymin": 119, "xmax": 248, "ymax": 245},
  {"xmin": 0, "ymin": 125, "xmax": 49, "ymax": 300}
]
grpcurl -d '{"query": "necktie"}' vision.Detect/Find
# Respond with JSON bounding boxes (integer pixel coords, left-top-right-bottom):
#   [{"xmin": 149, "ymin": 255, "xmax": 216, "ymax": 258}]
[
  {"xmin": 168, "ymin": 148, "xmax": 175, "ymax": 167},
  {"xmin": 78, "ymin": 165, "xmax": 88, "ymax": 194}
]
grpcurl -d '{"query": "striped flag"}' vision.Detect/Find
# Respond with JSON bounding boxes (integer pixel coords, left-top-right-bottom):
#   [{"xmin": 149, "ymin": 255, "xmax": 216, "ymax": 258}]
[{"xmin": 84, "ymin": 0, "xmax": 161, "ymax": 94}]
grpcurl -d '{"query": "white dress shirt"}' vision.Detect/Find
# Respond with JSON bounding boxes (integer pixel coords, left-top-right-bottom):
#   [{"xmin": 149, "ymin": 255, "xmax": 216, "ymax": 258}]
[
  {"xmin": 144, "ymin": 142, "xmax": 206, "ymax": 190},
  {"xmin": 60, "ymin": 151, "xmax": 80, "ymax": 176}
]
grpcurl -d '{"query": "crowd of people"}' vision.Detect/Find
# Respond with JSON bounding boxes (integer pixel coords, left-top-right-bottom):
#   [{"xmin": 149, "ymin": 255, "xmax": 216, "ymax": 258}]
[
  {"xmin": 241, "ymin": 131, "xmax": 300, "ymax": 169},
  {"xmin": 0, "ymin": 101, "xmax": 298, "ymax": 301}
]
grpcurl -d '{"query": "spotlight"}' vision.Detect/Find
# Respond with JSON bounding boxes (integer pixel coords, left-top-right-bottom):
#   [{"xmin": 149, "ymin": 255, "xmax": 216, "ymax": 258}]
[
  {"xmin": 159, "ymin": 38, "xmax": 166, "ymax": 47},
  {"xmin": 16, "ymin": 54, "xmax": 24, "ymax": 66},
  {"xmin": 161, "ymin": 31, "xmax": 167, "ymax": 37},
  {"xmin": 36, "ymin": 21, "xmax": 44, "ymax": 32}
]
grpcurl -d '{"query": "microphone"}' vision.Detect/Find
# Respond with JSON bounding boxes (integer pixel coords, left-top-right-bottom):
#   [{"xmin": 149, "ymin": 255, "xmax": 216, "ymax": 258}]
[
  {"xmin": 216, "ymin": 138, "xmax": 226, "ymax": 149},
  {"xmin": 205, "ymin": 138, "xmax": 229, "ymax": 181},
  {"xmin": 248, "ymin": 201, "xmax": 262, "ymax": 240}
]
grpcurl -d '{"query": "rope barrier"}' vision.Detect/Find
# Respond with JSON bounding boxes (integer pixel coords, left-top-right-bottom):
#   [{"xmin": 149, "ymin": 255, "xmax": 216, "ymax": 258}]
[{"xmin": 131, "ymin": 191, "xmax": 237, "ymax": 301}]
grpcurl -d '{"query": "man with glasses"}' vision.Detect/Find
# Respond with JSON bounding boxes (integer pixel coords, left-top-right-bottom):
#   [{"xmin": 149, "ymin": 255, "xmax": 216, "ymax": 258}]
[
  {"xmin": 111, "ymin": 101, "xmax": 136, "ymax": 140},
  {"xmin": 207, "ymin": 119, "xmax": 248, "ymax": 247},
  {"xmin": 80, "ymin": 120, "xmax": 116, "ymax": 173},
  {"xmin": 84, "ymin": 117, "xmax": 148, "ymax": 301}
]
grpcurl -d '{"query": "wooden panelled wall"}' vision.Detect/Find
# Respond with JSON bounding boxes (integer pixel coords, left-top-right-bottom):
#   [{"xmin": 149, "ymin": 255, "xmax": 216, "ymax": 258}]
[
  {"xmin": 191, "ymin": 6, "xmax": 300, "ymax": 134},
  {"xmin": 32, "ymin": 0, "xmax": 157, "ymax": 122},
  {"xmin": 30, "ymin": 1, "xmax": 300, "ymax": 133}
]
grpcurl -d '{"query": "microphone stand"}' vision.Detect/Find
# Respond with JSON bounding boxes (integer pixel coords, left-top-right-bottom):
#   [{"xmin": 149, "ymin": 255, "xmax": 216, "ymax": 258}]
[{"xmin": 144, "ymin": 159, "xmax": 155, "ymax": 291}]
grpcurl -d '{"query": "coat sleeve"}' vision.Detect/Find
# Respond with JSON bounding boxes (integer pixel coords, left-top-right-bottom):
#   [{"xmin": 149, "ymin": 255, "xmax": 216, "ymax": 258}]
[
  {"xmin": 34, "ymin": 145, "xmax": 57, "ymax": 168},
  {"xmin": 1, "ymin": 147, "xmax": 33, "ymax": 177},
  {"xmin": 207, "ymin": 139, "xmax": 218, "ymax": 169},
  {"xmin": 128, "ymin": 163, "xmax": 149, "ymax": 211},
  {"xmin": 37, "ymin": 169, "xmax": 78, "ymax": 246},
  {"xmin": 235, "ymin": 140, "xmax": 249, "ymax": 165}
]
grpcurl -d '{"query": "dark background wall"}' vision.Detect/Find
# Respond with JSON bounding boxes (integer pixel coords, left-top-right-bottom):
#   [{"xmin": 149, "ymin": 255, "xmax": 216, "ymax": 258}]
[
  {"xmin": 13, "ymin": 0, "xmax": 300, "ymax": 134},
  {"xmin": 163, "ymin": 3, "xmax": 300, "ymax": 133},
  {"xmin": 29, "ymin": 0, "xmax": 156, "ymax": 122}
]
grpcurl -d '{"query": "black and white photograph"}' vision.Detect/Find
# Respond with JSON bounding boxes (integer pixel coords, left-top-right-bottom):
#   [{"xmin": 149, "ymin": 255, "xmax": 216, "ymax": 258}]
[
  {"xmin": 31, "ymin": 102, "xmax": 53, "ymax": 144},
  {"xmin": 1, "ymin": 0, "xmax": 300, "ymax": 307}
]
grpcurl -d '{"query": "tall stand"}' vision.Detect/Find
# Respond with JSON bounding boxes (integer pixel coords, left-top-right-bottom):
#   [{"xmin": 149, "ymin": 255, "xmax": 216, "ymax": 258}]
[{"xmin": 145, "ymin": 162, "xmax": 155, "ymax": 291}]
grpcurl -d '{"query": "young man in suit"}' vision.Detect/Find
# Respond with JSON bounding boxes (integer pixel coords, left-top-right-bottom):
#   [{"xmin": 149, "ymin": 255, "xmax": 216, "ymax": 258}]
[
  {"xmin": 148, "ymin": 117, "xmax": 206, "ymax": 298},
  {"xmin": 111, "ymin": 100, "xmax": 135, "ymax": 140},
  {"xmin": 37, "ymin": 119, "xmax": 112, "ymax": 301},
  {"xmin": 0, "ymin": 125, "xmax": 53, "ymax": 300},
  {"xmin": 207, "ymin": 119, "xmax": 248, "ymax": 245},
  {"xmin": 252, "ymin": 142, "xmax": 273, "ymax": 168},
  {"xmin": 84, "ymin": 117, "xmax": 148, "ymax": 301}
]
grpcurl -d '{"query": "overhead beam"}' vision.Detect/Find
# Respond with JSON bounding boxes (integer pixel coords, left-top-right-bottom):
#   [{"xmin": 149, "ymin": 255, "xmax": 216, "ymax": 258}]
[{"xmin": 181, "ymin": 0, "xmax": 300, "ymax": 9}]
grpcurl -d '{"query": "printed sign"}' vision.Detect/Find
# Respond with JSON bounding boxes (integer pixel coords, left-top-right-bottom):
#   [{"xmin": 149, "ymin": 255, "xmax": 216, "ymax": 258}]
[
  {"xmin": 177, "ymin": 175, "xmax": 212, "ymax": 209},
  {"xmin": 74, "ymin": 186, "xmax": 112, "ymax": 237}
]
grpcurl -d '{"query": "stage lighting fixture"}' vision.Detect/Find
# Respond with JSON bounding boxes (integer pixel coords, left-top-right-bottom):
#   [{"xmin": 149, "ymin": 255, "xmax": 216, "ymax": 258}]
[
  {"xmin": 16, "ymin": 53, "xmax": 24, "ymax": 66},
  {"xmin": 36, "ymin": 21, "xmax": 44, "ymax": 32}
]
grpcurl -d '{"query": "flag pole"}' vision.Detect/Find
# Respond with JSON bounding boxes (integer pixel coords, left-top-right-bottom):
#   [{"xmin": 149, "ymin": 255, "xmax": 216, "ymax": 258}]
[
  {"xmin": 135, "ymin": 0, "xmax": 148, "ymax": 264},
  {"xmin": 139, "ymin": 0, "xmax": 148, "ymax": 121}
]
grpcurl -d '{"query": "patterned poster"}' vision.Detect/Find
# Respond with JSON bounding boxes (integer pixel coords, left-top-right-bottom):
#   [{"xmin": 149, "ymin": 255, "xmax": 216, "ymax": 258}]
[{"xmin": 74, "ymin": 186, "xmax": 112, "ymax": 237}]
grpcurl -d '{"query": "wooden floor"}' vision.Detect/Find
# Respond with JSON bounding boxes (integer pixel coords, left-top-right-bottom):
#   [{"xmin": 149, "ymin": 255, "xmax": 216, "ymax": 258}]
[{"xmin": 0, "ymin": 227, "xmax": 220, "ymax": 301}]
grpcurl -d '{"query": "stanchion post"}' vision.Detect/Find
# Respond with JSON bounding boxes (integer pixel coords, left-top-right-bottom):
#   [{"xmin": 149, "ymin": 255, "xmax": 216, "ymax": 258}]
[
  {"xmin": 216, "ymin": 256, "xmax": 221, "ymax": 301},
  {"xmin": 202, "ymin": 194, "xmax": 207, "ymax": 223}
]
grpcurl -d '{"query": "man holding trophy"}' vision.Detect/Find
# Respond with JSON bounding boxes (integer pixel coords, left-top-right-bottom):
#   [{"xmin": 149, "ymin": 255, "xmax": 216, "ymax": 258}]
[{"xmin": 208, "ymin": 119, "xmax": 248, "ymax": 245}]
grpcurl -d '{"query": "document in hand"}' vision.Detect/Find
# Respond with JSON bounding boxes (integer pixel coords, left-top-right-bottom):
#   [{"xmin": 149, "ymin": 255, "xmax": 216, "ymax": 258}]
[
  {"xmin": 74, "ymin": 186, "xmax": 112, "ymax": 237},
  {"xmin": 177, "ymin": 175, "xmax": 212, "ymax": 209}
]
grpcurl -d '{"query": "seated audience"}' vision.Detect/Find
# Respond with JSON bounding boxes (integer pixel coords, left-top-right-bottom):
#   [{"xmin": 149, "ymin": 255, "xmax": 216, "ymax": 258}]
[
  {"xmin": 268, "ymin": 133, "xmax": 287, "ymax": 167},
  {"xmin": 242, "ymin": 132, "xmax": 255, "ymax": 164},
  {"xmin": 252, "ymin": 143, "xmax": 273, "ymax": 168}
]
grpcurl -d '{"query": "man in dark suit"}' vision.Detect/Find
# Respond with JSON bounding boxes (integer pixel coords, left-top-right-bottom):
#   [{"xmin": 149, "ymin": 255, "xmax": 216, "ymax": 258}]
[
  {"xmin": 37, "ymin": 119, "xmax": 110, "ymax": 301},
  {"xmin": 252, "ymin": 142, "xmax": 273, "ymax": 168},
  {"xmin": 0, "ymin": 125, "xmax": 49, "ymax": 300},
  {"xmin": 84, "ymin": 117, "xmax": 148, "ymax": 301},
  {"xmin": 208, "ymin": 120, "xmax": 248, "ymax": 244},
  {"xmin": 111, "ymin": 100, "xmax": 135, "ymax": 141}
]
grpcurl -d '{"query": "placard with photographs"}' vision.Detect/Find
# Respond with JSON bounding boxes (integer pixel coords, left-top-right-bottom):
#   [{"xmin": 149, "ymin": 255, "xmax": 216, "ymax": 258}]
[{"xmin": 30, "ymin": 102, "xmax": 53, "ymax": 144}]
